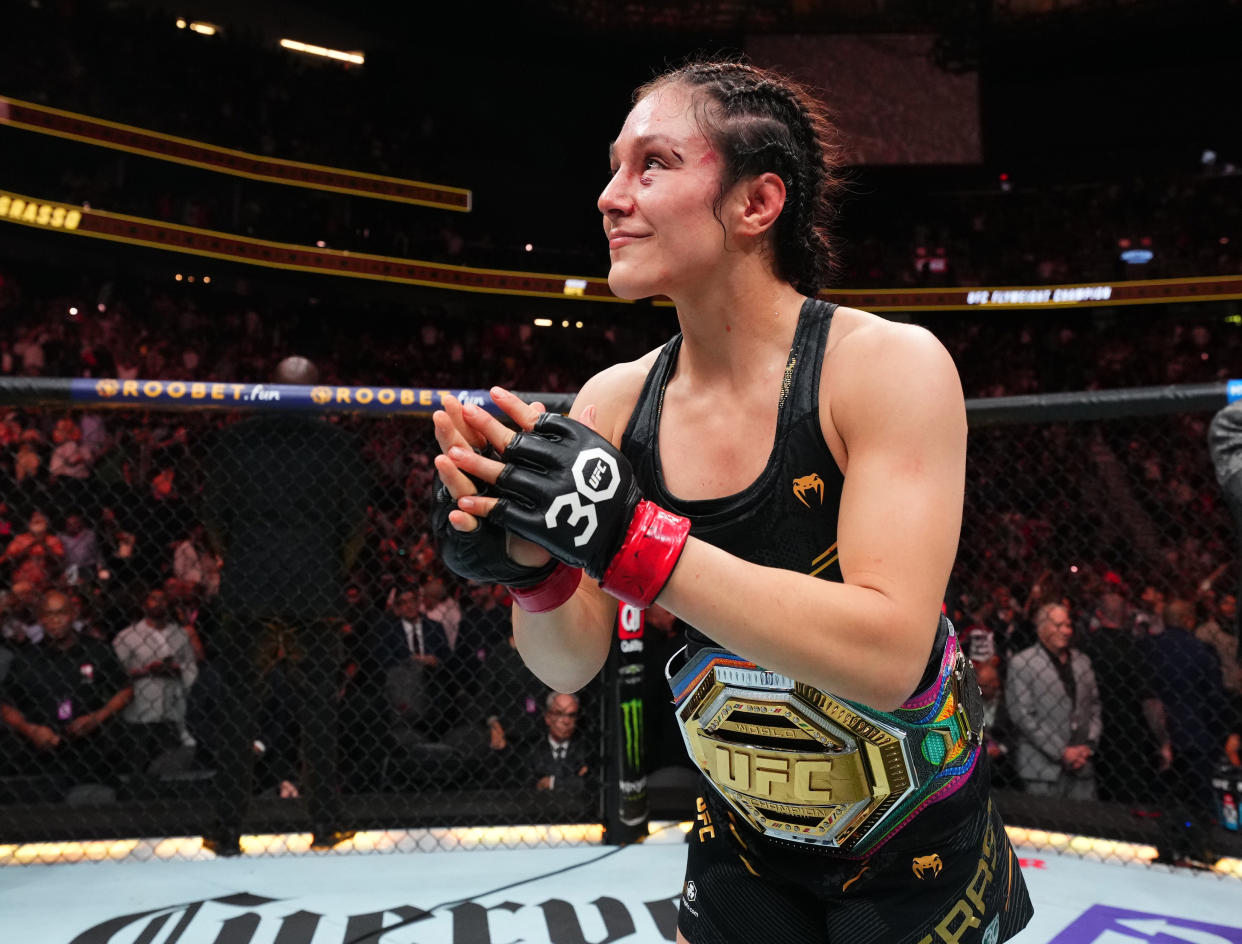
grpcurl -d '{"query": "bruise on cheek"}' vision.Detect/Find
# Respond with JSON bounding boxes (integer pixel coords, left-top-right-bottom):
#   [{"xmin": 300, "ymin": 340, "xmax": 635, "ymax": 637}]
[{"xmin": 698, "ymin": 150, "xmax": 718, "ymax": 166}]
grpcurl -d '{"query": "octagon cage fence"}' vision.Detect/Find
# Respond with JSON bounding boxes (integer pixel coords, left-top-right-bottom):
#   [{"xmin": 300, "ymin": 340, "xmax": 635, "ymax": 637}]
[{"xmin": 0, "ymin": 375, "xmax": 1239, "ymax": 876}]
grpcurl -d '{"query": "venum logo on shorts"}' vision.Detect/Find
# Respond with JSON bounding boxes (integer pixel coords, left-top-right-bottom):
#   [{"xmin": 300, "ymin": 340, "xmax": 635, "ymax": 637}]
[
  {"xmin": 914, "ymin": 817, "xmax": 1000, "ymax": 944},
  {"xmin": 912, "ymin": 853, "xmax": 943, "ymax": 879},
  {"xmin": 545, "ymin": 448, "xmax": 620, "ymax": 547}
]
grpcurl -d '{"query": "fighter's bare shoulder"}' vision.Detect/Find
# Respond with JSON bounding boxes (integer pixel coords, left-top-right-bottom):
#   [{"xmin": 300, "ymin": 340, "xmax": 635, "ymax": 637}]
[
  {"xmin": 822, "ymin": 306, "xmax": 965, "ymax": 443},
  {"xmin": 824, "ymin": 306, "xmax": 950, "ymax": 365},
  {"xmin": 568, "ymin": 346, "xmax": 664, "ymax": 447}
]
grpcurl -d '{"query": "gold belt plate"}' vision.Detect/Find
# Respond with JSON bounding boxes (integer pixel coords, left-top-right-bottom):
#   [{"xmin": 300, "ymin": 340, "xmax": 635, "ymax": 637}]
[{"xmin": 676, "ymin": 661, "xmax": 920, "ymax": 848}]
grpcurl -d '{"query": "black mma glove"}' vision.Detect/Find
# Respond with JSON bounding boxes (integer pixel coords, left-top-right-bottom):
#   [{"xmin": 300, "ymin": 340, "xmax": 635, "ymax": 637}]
[
  {"xmin": 491, "ymin": 413, "xmax": 690, "ymax": 607},
  {"xmin": 431, "ymin": 472, "xmax": 557, "ymax": 588}
]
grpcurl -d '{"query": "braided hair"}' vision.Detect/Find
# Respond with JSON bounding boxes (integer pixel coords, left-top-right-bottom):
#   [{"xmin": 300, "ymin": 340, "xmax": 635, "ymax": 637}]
[{"xmin": 636, "ymin": 60, "xmax": 844, "ymax": 296}]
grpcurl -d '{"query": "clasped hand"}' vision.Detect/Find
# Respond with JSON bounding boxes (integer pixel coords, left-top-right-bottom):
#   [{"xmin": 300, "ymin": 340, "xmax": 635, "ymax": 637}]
[
  {"xmin": 432, "ymin": 387, "xmax": 640, "ymax": 581},
  {"xmin": 432, "ymin": 388, "xmax": 552, "ymax": 575}
]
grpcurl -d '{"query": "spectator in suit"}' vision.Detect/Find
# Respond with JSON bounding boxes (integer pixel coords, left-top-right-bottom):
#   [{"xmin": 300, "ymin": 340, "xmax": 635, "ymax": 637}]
[
  {"xmin": 1147, "ymin": 599, "xmax": 1230, "ymax": 825},
  {"xmin": 0, "ymin": 589, "xmax": 135, "ymax": 799},
  {"xmin": 420, "ymin": 576, "xmax": 461, "ymax": 651},
  {"xmin": 1007, "ymin": 602, "xmax": 1103, "ymax": 800},
  {"xmin": 986, "ymin": 583, "xmax": 1032, "ymax": 668},
  {"xmin": 975, "ymin": 659, "xmax": 1017, "ymax": 789},
  {"xmin": 421, "ymin": 576, "xmax": 478, "ymax": 713},
  {"xmin": 529, "ymin": 691, "xmax": 589, "ymax": 792},
  {"xmin": 374, "ymin": 587, "xmax": 450, "ymax": 745},
  {"xmin": 438, "ymin": 627, "xmax": 546, "ymax": 788},
  {"xmin": 200, "ymin": 356, "xmax": 372, "ymax": 854},
  {"xmin": 1078, "ymin": 590, "xmax": 1163, "ymax": 802},
  {"xmin": 457, "ymin": 581, "xmax": 511, "ymax": 674}
]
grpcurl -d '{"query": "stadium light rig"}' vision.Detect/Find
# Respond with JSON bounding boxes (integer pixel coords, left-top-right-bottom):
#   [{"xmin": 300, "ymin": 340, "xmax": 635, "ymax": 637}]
[{"xmin": 280, "ymin": 39, "xmax": 365, "ymax": 65}]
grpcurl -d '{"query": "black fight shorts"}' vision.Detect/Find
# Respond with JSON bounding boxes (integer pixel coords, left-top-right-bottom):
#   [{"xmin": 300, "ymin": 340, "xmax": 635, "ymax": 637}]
[{"xmin": 678, "ymin": 773, "xmax": 1033, "ymax": 944}]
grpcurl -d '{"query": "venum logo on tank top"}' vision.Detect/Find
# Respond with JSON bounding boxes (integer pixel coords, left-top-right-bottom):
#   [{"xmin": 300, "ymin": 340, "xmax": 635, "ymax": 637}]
[{"xmin": 792, "ymin": 472, "xmax": 826, "ymax": 507}]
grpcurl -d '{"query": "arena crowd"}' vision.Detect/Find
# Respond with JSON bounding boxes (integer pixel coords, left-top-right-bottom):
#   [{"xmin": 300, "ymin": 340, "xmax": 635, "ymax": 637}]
[{"xmin": 0, "ymin": 0, "xmax": 1238, "ymax": 864}]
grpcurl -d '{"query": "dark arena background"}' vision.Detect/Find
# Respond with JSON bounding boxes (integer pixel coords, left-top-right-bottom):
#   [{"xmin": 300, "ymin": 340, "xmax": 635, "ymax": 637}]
[{"xmin": 1, "ymin": 1, "xmax": 1241, "ymax": 941}]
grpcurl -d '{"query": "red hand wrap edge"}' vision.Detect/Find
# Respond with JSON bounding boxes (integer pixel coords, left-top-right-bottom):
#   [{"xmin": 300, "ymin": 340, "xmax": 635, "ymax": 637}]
[
  {"xmin": 509, "ymin": 561, "xmax": 583, "ymax": 613},
  {"xmin": 600, "ymin": 499, "xmax": 691, "ymax": 608}
]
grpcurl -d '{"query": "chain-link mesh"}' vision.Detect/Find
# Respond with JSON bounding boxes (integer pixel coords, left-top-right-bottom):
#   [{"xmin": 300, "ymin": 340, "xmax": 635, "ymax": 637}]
[
  {"xmin": 0, "ymin": 406, "xmax": 604, "ymax": 861},
  {"xmin": 957, "ymin": 410, "xmax": 1242, "ymax": 868},
  {"xmin": 2, "ymin": 397, "xmax": 1241, "ymax": 870}
]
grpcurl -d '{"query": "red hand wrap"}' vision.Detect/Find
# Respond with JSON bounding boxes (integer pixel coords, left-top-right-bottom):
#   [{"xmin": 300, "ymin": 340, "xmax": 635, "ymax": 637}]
[
  {"xmin": 600, "ymin": 499, "xmax": 691, "ymax": 608},
  {"xmin": 509, "ymin": 562, "xmax": 582, "ymax": 613}
]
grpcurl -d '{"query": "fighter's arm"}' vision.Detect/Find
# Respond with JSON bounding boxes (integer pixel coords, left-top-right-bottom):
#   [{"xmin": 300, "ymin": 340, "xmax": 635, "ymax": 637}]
[
  {"xmin": 657, "ymin": 321, "xmax": 965, "ymax": 709},
  {"xmin": 450, "ymin": 323, "xmax": 964, "ymax": 709}
]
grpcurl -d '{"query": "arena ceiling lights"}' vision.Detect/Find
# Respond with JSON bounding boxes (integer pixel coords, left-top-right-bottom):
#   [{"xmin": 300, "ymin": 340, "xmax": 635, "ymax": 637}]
[
  {"xmin": 174, "ymin": 18, "xmax": 220, "ymax": 36},
  {"xmin": 279, "ymin": 38, "xmax": 364, "ymax": 66}
]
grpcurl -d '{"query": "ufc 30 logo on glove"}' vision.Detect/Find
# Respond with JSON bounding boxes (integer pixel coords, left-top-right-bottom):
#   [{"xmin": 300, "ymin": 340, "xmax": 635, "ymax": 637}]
[
  {"xmin": 545, "ymin": 448, "xmax": 621, "ymax": 547},
  {"xmin": 492, "ymin": 414, "xmax": 690, "ymax": 608}
]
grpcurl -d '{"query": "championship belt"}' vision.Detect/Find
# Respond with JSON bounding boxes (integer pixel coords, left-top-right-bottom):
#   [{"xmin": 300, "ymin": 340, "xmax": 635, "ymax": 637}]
[{"xmin": 667, "ymin": 620, "xmax": 984, "ymax": 853}]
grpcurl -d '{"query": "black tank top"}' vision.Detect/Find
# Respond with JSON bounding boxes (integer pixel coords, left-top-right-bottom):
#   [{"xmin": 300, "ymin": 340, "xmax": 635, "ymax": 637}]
[{"xmin": 620, "ymin": 297, "xmax": 944, "ymax": 692}]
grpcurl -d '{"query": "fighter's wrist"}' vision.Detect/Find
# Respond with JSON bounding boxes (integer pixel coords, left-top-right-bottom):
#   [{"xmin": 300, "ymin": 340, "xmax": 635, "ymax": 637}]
[
  {"xmin": 509, "ymin": 561, "xmax": 583, "ymax": 613},
  {"xmin": 599, "ymin": 499, "xmax": 690, "ymax": 608}
]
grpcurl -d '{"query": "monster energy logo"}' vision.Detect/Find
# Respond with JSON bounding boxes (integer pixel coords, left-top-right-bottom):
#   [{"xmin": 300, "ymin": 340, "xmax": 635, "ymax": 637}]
[{"xmin": 621, "ymin": 698, "xmax": 644, "ymax": 770}]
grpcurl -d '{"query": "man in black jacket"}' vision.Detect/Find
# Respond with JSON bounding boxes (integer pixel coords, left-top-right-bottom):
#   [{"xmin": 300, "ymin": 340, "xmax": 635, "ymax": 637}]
[
  {"xmin": 1, "ymin": 589, "xmax": 135, "ymax": 798},
  {"xmin": 372, "ymin": 588, "xmax": 450, "ymax": 743}
]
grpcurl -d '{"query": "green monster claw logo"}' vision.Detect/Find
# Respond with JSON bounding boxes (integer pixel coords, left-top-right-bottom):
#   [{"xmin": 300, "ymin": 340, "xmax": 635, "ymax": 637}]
[{"xmin": 621, "ymin": 698, "xmax": 644, "ymax": 769}]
